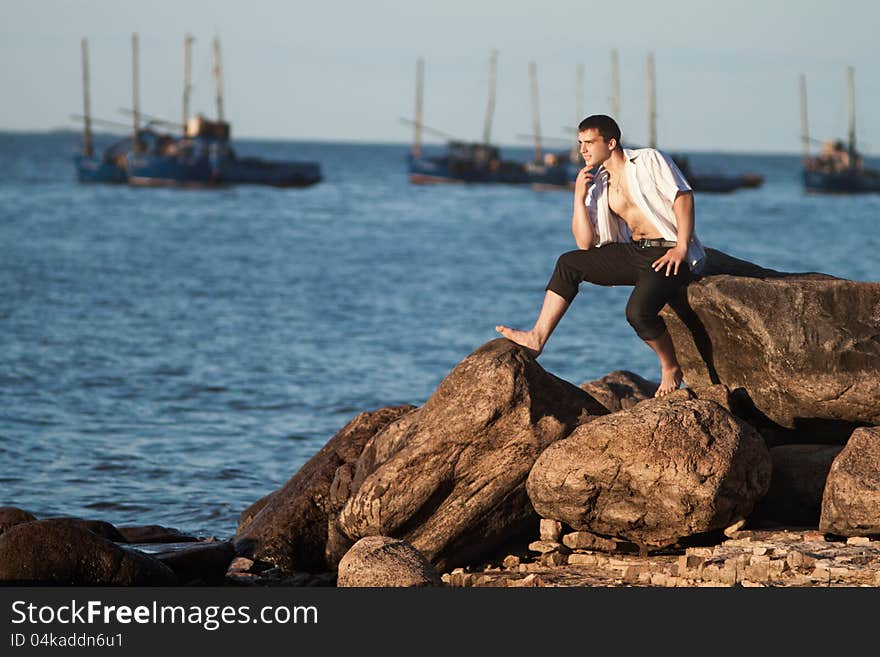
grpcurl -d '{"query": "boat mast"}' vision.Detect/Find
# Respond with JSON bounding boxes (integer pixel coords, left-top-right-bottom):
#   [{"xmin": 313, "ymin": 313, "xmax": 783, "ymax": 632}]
[
  {"xmin": 799, "ymin": 74, "xmax": 810, "ymax": 161},
  {"xmin": 846, "ymin": 66, "xmax": 856, "ymax": 159},
  {"xmin": 213, "ymin": 36, "xmax": 225, "ymax": 122},
  {"xmin": 610, "ymin": 49, "xmax": 620, "ymax": 120},
  {"xmin": 570, "ymin": 63, "xmax": 584, "ymax": 163},
  {"xmin": 647, "ymin": 52, "xmax": 657, "ymax": 149},
  {"xmin": 482, "ymin": 48, "xmax": 498, "ymax": 146},
  {"xmin": 80, "ymin": 38, "xmax": 93, "ymax": 156},
  {"xmin": 413, "ymin": 58, "xmax": 424, "ymax": 157},
  {"xmin": 183, "ymin": 33, "xmax": 194, "ymax": 133},
  {"xmin": 529, "ymin": 60, "xmax": 542, "ymax": 164},
  {"xmin": 131, "ymin": 32, "xmax": 140, "ymax": 153}
]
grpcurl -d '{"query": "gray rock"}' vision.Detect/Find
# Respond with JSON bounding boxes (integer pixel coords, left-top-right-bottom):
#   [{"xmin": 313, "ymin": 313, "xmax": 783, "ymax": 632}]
[
  {"xmin": 661, "ymin": 264, "xmax": 880, "ymax": 439},
  {"xmin": 527, "ymin": 397, "xmax": 771, "ymax": 549},
  {"xmin": 338, "ymin": 339, "xmax": 605, "ymax": 572},
  {"xmin": 233, "ymin": 404, "xmax": 415, "ymax": 572},
  {"xmin": 820, "ymin": 427, "xmax": 880, "ymax": 537},
  {"xmin": 0, "ymin": 520, "xmax": 177, "ymax": 585},
  {"xmin": 337, "ymin": 536, "xmax": 441, "ymax": 587}
]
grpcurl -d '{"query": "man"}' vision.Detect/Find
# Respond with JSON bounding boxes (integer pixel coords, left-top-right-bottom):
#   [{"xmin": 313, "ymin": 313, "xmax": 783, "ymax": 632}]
[{"xmin": 496, "ymin": 114, "xmax": 705, "ymax": 397}]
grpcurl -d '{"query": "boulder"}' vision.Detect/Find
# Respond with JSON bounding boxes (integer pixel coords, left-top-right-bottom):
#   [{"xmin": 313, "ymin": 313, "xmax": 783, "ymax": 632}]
[
  {"xmin": 39, "ymin": 517, "xmax": 126, "ymax": 542},
  {"xmin": 820, "ymin": 427, "xmax": 880, "ymax": 537},
  {"xmin": 527, "ymin": 397, "xmax": 771, "ymax": 549},
  {"xmin": 325, "ymin": 408, "xmax": 421, "ymax": 568},
  {"xmin": 579, "ymin": 370, "xmax": 658, "ymax": 412},
  {"xmin": 233, "ymin": 404, "xmax": 415, "ymax": 572},
  {"xmin": 337, "ymin": 536, "xmax": 441, "ymax": 587},
  {"xmin": 662, "ymin": 263, "xmax": 880, "ymax": 440},
  {"xmin": 117, "ymin": 525, "xmax": 200, "ymax": 544},
  {"xmin": 752, "ymin": 444, "xmax": 843, "ymax": 526},
  {"xmin": 338, "ymin": 339, "xmax": 606, "ymax": 572},
  {"xmin": 0, "ymin": 520, "xmax": 177, "ymax": 585},
  {"xmin": 154, "ymin": 541, "xmax": 236, "ymax": 585},
  {"xmin": 0, "ymin": 507, "xmax": 37, "ymax": 535}
]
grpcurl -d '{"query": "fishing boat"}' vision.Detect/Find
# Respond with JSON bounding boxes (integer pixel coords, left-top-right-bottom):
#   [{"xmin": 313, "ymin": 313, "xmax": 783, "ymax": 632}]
[
  {"xmin": 407, "ymin": 52, "xmax": 535, "ymax": 185},
  {"xmin": 74, "ymin": 34, "xmax": 321, "ymax": 189},
  {"xmin": 801, "ymin": 68, "xmax": 880, "ymax": 194}
]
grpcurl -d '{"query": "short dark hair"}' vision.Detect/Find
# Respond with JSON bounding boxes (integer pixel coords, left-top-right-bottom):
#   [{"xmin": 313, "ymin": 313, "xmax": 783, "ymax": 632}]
[{"xmin": 578, "ymin": 114, "xmax": 621, "ymax": 148}]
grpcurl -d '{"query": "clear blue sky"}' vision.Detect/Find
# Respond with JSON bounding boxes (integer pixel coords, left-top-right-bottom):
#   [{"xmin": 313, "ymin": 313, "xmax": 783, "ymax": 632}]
[{"xmin": 2, "ymin": 0, "xmax": 878, "ymax": 153}]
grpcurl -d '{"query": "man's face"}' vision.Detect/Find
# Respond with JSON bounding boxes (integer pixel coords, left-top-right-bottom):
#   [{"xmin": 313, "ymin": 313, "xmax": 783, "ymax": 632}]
[{"xmin": 578, "ymin": 128, "xmax": 615, "ymax": 167}]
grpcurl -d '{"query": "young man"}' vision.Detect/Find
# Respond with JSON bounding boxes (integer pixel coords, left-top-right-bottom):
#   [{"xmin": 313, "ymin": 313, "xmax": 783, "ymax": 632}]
[{"xmin": 496, "ymin": 114, "xmax": 705, "ymax": 396}]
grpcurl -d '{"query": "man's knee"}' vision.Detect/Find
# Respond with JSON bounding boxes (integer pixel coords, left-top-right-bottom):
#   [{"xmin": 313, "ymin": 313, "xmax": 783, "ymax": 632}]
[
  {"xmin": 546, "ymin": 250, "xmax": 584, "ymax": 303},
  {"xmin": 625, "ymin": 304, "xmax": 667, "ymax": 341}
]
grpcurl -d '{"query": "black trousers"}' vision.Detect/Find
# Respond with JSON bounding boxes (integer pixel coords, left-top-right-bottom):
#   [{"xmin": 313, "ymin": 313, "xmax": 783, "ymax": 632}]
[{"xmin": 546, "ymin": 242, "xmax": 692, "ymax": 341}]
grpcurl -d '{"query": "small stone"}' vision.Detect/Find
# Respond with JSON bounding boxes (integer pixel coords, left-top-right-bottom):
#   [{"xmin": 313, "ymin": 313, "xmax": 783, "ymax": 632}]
[
  {"xmin": 685, "ymin": 547, "xmax": 714, "ymax": 557},
  {"xmin": 846, "ymin": 536, "xmax": 871, "ymax": 546},
  {"xmin": 541, "ymin": 551, "xmax": 568, "ymax": 567},
  {"xmin": 567, "ymin": 553, "xmax": 598, "ymax": 566},
  {"xmin": 539, "ymin": 519, "xmax": 563, "ymax": 542},
  {"xmin": 802, "ymin": 531, "xmax": 826, "ymax": 543},
  {"xmin": 226, "ymin": 557, "xmax": 254, "ymax": 573},
  {"xmin": 528, "ymin": 540, "xmax": 564, "ymax": 554},
  {"xmin": 562, "ymin": 531, "xmax": 618, "ymax": 552},
  {"xmin": 752, "ymin": 546, "xmax": 769, "ymax": 556},
  {"xmin": 502, "ymin": 555, "xmax": 520, "ymax": 569},
  {"xmin": 519, "ymin": 574, "xmax": 543, "ymax": 587},
  {"xmin": 740, "ymin": 580, "xmax": 765, "ymax": 587},
  {"xmin": 723, "ymin": 517, "xmax": 747, "ymax": 537}
]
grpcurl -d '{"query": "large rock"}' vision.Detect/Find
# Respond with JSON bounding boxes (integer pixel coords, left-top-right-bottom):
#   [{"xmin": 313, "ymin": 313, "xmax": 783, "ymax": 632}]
[
  {"xmin": 337, "ymin": 536, "xmax": 441, "ymax": 587},
  {"xmin": 579, "ymin": 370, "xmax": 658, "ymax": 412},
  {"xmin": 752, "ymin": 444, "xmax": 843, "ymax": 526},
  {"xmin": 662, "ymin": 260, "xmax": 880, "ymax": 438},
  {"xmin": 233, "ymin": 404, "xmax": 415, "ymax": 572},
  {"xmin": 325, "ymin": 408, "xmax": 422, "ymax": 568},
  {"xmin": 154, "ymin": 541, "xmax": 236, "ymax": 585},
  {"xmin": 0, "ymin": 520, "xmax": 177, "ymax": 585},
  {"xmin": 820, "ymin": 427, "xmax": 880, "ymax": 537},
  {"xmin": 36, "ymin": 517, "xmax": 126, "ymax": 542},
  {"xmin": 337, "ymin": 339, "xmax": 606, "ymax": 572},
  {"xmin": 0, "ymin": 507, "xmax": 36, "ymax": 535},
  {"xmin": 527, "ymin": 397, "xmax": 771, "ymax": 549}
]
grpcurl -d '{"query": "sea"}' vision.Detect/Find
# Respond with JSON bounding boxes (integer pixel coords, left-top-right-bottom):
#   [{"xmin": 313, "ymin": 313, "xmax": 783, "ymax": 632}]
[{"xmin": 1, "ymin": 131, "xmax": 878, "ymax": 540}]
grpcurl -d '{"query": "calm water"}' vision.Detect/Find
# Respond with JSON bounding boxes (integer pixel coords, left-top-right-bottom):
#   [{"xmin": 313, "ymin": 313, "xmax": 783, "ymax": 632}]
[{"xmin": 1, "ymin": 132, "xmax": 878, "ymax": 539}]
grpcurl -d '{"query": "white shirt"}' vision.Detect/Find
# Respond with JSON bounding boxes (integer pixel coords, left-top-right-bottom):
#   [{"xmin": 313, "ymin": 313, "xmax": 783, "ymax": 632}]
[{"xmin": 585, "ymin": 147, "xmax": 706, "ymax": 273}]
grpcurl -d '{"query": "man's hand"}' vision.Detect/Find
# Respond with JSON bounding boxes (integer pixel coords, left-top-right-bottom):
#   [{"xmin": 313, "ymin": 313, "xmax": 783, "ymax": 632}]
[
  {"xmin": 652, "ymin": 245, "xmax": 688, "ymax": 277},
  {"xmin": 574, "ymin": 166, "xmax": 595, "ymax": 201}
]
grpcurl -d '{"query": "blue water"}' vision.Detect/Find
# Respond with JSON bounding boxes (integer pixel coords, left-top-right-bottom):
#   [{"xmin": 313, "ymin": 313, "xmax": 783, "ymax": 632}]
[{"xmin": 1, "ymin": 132, "xmax": 879, "ymax": 539}]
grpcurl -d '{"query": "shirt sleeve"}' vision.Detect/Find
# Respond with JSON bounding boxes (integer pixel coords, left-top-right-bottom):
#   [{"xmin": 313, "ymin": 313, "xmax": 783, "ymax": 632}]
[{"xmin": 650, "ymin": 149, "xmax": 692, "ymax": 202}]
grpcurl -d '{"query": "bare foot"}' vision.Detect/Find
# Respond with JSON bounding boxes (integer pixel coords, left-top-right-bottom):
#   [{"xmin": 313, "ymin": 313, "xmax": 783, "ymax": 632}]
[
  {"xmin": 495, "ymin": 325, "xmax": 543, "ymax": 357},
  {"xmin": 654, "ymin": 366, "xmax": 683, "ymax": 397}
]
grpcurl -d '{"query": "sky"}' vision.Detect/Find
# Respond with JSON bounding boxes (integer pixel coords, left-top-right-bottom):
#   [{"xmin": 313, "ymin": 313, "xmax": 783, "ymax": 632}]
[{"xmin": 1, "ymin": 0, "xmax": 878, "ymax": 154}]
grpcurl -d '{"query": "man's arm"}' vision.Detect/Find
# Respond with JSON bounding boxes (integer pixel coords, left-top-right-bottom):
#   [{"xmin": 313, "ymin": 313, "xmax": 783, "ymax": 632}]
[
  {"xmin": 571, "ymin": 167, "xmax": 596, "ymax": 249},
  {"xmin": 652, "ymin": 190, "xmax": 694, "ymax": 276}
]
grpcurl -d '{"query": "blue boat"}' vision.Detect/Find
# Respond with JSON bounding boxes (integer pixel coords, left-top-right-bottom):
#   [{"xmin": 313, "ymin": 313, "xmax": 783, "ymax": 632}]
[
  {"xmin": 408, "ymin": 141, "xmax": 534, "ymax": 185},
  {"xmin": 74, "ymin": 35, "xmax": 321, "ymax": 189},
  {"xmin": 800, "ymin": 69, "xmax": 880, "ymax": 194},
  {"xmin": 126, "ymin": 116, "xmax": 321, "ymax": 189}
]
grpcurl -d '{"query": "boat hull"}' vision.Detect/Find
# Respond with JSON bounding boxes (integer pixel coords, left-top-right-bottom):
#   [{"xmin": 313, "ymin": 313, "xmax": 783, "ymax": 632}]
[
  {"xmin": 408, "ymin": 153, "xmax": 533, "ymax": 185},
  {"xmin": 804, "ymin": 169, "xmax": 880, "ymax": 193},
  {"xmin": 73, "ymin": 154, "xmax": 127, "ymax": 184},
  {"xmin": 221, "ymin": 158, "xmax": 322, "ymax": 188}
]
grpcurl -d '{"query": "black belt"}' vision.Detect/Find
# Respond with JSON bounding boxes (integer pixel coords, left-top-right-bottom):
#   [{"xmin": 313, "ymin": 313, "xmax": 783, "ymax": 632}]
[{"xmin": 634, "ymin": 238, "xmax": 677, "ymax": 248}]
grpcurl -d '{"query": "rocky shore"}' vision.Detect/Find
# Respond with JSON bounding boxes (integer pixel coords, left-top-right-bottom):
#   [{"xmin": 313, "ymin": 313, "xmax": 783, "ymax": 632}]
[{"xmin": 2, "ymin": 250, "xmax": 879, "ymax": 588}]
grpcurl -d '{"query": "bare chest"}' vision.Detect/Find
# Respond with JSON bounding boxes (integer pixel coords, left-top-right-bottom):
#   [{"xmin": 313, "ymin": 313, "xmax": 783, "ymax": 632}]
[{"xmin": 606, "ymin": 174, "xmax": 659, "ymax": 240}]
